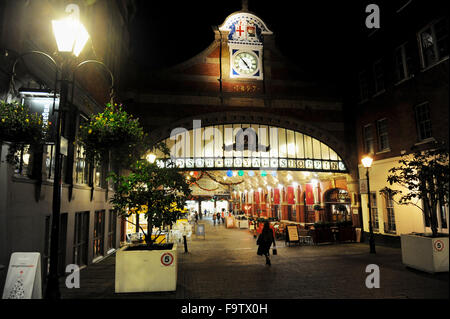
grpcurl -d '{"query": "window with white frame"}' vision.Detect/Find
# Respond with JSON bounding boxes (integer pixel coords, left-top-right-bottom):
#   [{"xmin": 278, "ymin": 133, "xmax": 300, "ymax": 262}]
[
  {"xmin": 373, "ymin": 59, "xmax": 385, "ymax": 93},
  {"xmin": 418, "ymin": 17, "xmax": 449, "ymax": 68},
  {"xmin": 383, "ymin": 193, "xmax": 397, "ymax": 233},
  {"xmin": 394, "ymin": 42, "xmax": 413, "ymax": 82},
  {"xmin": 363, "ymin": 124, "xmax": 374, "ymax": 154},
  {"xmin": 415, "ymin": 102, "xmax": 433, "ymax": 141},
  {"xmin": 376, "ymin": 119, "xmax": 390, "ymax": 151},
  {"xmin": 358, "ymin": 70, "xmax": 369, "ymax": 101},
  {"xmin": 370, "ymin": 192, "xmax": 379, "ymax": 231}
]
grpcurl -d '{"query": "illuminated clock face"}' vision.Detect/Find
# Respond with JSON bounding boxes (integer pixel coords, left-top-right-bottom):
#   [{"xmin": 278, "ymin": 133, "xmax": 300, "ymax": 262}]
[{"xmin": 233, "ymin": 51, "xmax": 258, "ymax": 75}]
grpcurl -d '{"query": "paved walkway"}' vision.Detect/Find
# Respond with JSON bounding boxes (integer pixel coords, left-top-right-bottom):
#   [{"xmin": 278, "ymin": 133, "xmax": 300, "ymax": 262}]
[{"xmin": 60, "ymin": 216, "xmax": 448, "ymax": 299}]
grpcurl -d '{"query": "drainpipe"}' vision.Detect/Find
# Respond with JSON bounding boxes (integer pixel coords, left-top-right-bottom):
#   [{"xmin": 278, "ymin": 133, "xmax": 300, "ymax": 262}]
[{"xmin": 217, "ymin": 26, "xmax": 224, "ymax": 105}]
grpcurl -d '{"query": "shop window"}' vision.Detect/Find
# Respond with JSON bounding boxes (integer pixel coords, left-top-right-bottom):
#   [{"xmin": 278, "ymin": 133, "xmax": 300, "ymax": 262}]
[
  {"xmin": 93, "ymin": 210, "xmax": 105, "ymax": 258},
  {"xmin": 363, "ymin": 124, "xmax": 374, "ymax": 154},
  {"xmin": 415, "ymin": 102, "xmax": 433, "ymax": 141},
  {"xmin": 373, "ymin": 59, "xmax": 385, "ymax": 94},
  {"xmin": 73, "ymin": 211, "xmax": 89, "ymax": 267},
  {"xmin": 107, "ymin": 210, "xmax": 117, "ymax": 251},
  {"xmin": 45, "ymin": 144, "xmax": 56, "ymax": 180},
  {"xmin": 370, "ymin": 192, "xmax": 379, "ymax": 231},
  {"xmin": 418, "ymin": 17, "xmax": 449, "ymax": 68},
  {"xmin": 75, "ymin": 144, "xmax": 89, "ymax": 185},
  {"xmin": 94, "ymin": 163, "xmax": 105, "ymax": 188},
  {"xmin": 376, "ymin": 119, "xmax": 390, "ymax": 151},
  {"xmin": 358, "ymin": 70, "xmax": 369, "ymax": 101},
  {"xmin": 13, "ymin": 144, "xmax": 31, "ymax": 176},
  {"xmin": 383, "ymin": 193, "xmax": 397, "ymax": 233}
]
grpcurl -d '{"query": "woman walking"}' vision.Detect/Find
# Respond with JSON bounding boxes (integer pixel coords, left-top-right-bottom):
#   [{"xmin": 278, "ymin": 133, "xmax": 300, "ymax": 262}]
[{"xmin": 256, "ymin": 222, "xmax": 276, "ymax": 266}]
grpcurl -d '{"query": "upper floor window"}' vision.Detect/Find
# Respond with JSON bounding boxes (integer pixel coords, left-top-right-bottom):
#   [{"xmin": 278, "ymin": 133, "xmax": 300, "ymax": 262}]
[
  {"xmin": 394, "ymin": 42, "xmax": 413, "ymax": 82},
  {"xmin": 376, "ymin": 119, "xmax": 390, "ymax": 152},
  {"xmin": 358, "ymin": 70, "xmax": 369, "ymax": 101},
  {"xmin": 415, "ymin": 102, "xmax": 433, "ymax": 141},
  {"xmin": 418, "ymin": 17, "xmax": 449, "ymax": 68},
  {"xmin": 363, "ymin": 124, "xmax": 374, "ymax": 154},
  {"xmin": 373, "ymin": 59, "xmax": 385, "ymax": 94}
]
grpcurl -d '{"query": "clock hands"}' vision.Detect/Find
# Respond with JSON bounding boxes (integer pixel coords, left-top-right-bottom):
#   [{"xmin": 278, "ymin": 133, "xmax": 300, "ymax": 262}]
[{"xmin": 241, "ymin": 57, "xmax": 250, "ymax": 70}]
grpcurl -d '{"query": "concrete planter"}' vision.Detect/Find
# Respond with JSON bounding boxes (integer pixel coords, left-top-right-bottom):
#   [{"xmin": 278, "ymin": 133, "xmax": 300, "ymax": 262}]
[
  {"xmin": 401, "ymin": 234, "xmax": 449, "ymax": 273},
  {"xmin": 115, "ymin": 243, "xmax": 177, "ymax": 293}
]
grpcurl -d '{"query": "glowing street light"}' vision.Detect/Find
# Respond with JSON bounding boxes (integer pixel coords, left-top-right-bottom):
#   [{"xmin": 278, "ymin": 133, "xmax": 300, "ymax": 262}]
[
  {"xmin": 362, "ymin": 155, "xmax": 376, "ymax": 254},
  {"xmin": 146, "ymin": 153, "xmax": 156, "ymax": 163},
  {"xmin": 52, "ymin": 5, "xmax": 89, "ymax": 57}
]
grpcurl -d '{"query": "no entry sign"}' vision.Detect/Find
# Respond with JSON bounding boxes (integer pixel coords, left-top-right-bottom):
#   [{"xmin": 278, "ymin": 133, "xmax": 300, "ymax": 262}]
[
  {"xmin": 160, "ymin": 252, "xmax": 174, "ymax": 267},
  {"xmin": 434, "ymin": 240, "xmax": 445, "ymax": 252}
]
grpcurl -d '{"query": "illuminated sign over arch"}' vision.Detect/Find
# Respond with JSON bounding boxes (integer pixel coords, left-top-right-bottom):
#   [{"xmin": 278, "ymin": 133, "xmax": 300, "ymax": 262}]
[{"xmin": 154, "ymin": 123, "xmax": 347, "ymax": 173}]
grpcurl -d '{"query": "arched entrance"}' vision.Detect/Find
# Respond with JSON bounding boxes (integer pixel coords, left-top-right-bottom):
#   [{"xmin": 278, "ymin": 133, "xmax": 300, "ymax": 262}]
[{"xmin": 142, "ymin": 114, "xmax": 359, "ymax": 229}]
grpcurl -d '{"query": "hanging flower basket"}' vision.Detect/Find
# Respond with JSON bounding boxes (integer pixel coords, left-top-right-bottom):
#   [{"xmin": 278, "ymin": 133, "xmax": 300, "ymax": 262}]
[
  {"xmin": 78, "ymin": 103, "xmax": 146, "ymax": 165},
  {"xmin": 0, "ymin": 100, "xmax": 48, "ymax": 165}
]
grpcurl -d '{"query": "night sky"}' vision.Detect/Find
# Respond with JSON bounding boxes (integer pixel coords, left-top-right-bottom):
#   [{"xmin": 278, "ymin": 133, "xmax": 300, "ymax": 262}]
[
  {"xmin": 129, "ymin": 0, "xmax": 374, "ymax": 80},
  {"xmin": 128, "ymin": 0, "xmax": 435, "ymax": 92}
]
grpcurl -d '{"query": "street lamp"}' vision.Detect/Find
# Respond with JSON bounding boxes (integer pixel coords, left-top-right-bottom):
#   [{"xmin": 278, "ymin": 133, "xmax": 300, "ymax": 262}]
[
  {"xmin": 362, "ymin": 155, "xmax": 376, "ymax": 254},
  {"xmin": 45, "ymin": 7, "xmax": 90, "ymax": 300}
]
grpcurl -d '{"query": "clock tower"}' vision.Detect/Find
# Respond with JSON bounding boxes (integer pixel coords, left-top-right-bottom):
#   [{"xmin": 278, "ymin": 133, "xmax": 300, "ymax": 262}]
[{"xmin": 218, "ymin": 5, "xmax": 273, "ymax": 80}]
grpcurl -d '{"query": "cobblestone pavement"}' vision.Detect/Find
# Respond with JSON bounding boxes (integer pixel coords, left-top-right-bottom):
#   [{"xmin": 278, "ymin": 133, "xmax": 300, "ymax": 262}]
[{"xmin": 60, "ymin": 217, "xmax": 448, "ymax": 299}]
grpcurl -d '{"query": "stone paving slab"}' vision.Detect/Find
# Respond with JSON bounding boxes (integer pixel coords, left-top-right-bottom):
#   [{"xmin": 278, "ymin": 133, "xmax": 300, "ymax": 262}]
[{"xmin": 60, "ymin": 217, "xmax": 448, "ymax": 299}]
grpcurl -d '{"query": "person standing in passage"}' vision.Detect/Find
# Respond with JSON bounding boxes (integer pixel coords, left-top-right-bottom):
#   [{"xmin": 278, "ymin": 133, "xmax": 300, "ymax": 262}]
[
  {"xmin": 216, "ymin": 212, "xmax": 221, "ymax": 224},
  {"xmin": 257, "ymin": 222, "xmax": 276, "ymax": 266},
  {"xmin": 212, "ymin": 213, "xmax": 217, "ymax": 226},
  {"xmin": 194, "ymin": 211, "xmax": 199, "ymax": 224}
]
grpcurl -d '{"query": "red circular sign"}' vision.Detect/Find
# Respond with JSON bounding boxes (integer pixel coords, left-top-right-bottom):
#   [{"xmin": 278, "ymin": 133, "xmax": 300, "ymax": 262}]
[
  {"xmin": 434, "ymin": 240, "xmax": 445, "ymax": 252},
  {"xmin": 161, "ymin": 252, "xmax": 174, "ymax": 266}
]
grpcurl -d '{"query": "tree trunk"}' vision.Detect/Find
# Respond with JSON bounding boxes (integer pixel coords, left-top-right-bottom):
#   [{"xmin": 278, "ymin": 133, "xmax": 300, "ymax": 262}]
[
  {"xmin": 147, "ymin": 215, "xmax": 153, "ymax": 248},
  {"xmin": 430, "ymin": 204, "xmax": 439, "ymax": 237}
]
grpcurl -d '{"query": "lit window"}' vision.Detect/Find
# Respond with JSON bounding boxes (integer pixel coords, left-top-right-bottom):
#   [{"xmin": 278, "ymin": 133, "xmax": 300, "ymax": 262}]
[
  {"xmin": 418, "ymin": 17, "xmax": 449, "ymax": 68},
  {"xmin": 370, "ymin": 192, "xmax": 379, "ymax": 231},
  {"xmin": 384, "ymin": 193, "xmax": 396, "ymax": 233}
]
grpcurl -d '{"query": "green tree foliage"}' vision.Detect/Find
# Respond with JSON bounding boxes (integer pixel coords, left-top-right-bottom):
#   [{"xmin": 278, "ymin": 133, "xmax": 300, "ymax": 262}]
[
  {"xmin": 380, "ymin": 144, "xmax": 449, "ymax": 237},
  {"xmin": 108, "ymin": 144, "xmax": 192, "ymax": 247},
  {"xmin": 78, "ymin": 103, "xmax": 146, "ymax": 167}
]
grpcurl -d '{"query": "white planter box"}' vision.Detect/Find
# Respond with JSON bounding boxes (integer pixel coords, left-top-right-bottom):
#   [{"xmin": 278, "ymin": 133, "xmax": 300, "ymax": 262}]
[
  {"xmin": 115, "ymin": 243, "xmax": 177, "ymax": 293},
  {"xmin": 401, "ymin": 234, "xmax": 449, "ymax": 273}
]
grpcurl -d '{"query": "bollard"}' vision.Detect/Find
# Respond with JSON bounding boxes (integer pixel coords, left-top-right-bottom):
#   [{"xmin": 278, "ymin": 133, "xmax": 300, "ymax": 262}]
[{"xmin": 183, "ymin": 235, "xmax": 188, "ymax": 253}]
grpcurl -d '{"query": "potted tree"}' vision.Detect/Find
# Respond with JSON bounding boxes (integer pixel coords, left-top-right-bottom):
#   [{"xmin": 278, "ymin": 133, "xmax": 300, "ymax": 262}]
[
  {"xmin": 109, "ymin": 146, "xmax": 191, "ymax": 293},
  {"xmin": 381, "ymin": 144, "xmax": 449, "ymax": 273}
]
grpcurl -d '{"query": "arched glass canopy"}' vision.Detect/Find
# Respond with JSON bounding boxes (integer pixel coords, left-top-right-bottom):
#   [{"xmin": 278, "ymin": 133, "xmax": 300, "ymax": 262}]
[{"xmin": 154, "ymin": 124, "xmax": 347, "ymax": 172}]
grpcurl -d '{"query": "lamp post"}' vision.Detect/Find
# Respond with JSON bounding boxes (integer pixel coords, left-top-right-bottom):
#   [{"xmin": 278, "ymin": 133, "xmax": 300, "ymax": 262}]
[
  {"xmin": 362, "ymin": 155, "xmax": 376, "ymax": 254},
  {"xmin": 45, "ymin": 6, "xmax": 90, "ymax": 299}
]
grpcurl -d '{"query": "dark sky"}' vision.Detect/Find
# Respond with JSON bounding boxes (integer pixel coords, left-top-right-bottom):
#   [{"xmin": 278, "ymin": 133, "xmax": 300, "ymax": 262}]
[{"xmin": 128, "ymin": 0, "xmax": 388, "ymax": 81}]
